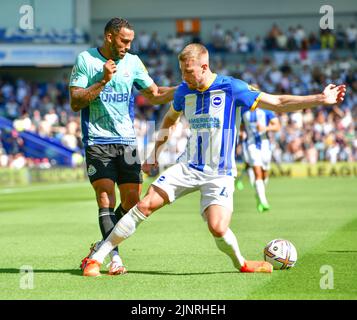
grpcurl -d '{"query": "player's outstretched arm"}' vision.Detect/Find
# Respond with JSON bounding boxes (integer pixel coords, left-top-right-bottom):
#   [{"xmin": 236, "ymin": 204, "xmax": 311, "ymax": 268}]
[
  {"xmin": 142, "ymin": 105, "xmax": 181, "ymax": 174},
  {"xmin": 140, "ymin": 83, "xmax": 177, "ymax": 105},
  {"xmin": 257, "ymin": 84, "xmax": 346, "ymax": 113}
]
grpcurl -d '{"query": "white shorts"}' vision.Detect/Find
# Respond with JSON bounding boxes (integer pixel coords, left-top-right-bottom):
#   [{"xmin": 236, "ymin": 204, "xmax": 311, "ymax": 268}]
[
  {"xmin": 243, "ymin": 141, "xmax": 272, "ymax": 171},
  {"xmin": 152, "ymin": 162, "xmax": 235, "ymax": 217}
]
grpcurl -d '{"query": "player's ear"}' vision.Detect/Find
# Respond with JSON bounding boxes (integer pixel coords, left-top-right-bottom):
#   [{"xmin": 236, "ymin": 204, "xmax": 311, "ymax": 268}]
[
  {"xmin": 201, "ymin": 63, "xmax": 208, "ymax": 72},
  {"xmin": 105, "ymin": 32, "xmax": 113, "ymax": 44}
]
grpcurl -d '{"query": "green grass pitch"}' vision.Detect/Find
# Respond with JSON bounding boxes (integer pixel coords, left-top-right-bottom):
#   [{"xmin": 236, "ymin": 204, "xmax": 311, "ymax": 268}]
[{"xmin": 0, "ymin": 177, "xmax": 356, "ymax": 300}]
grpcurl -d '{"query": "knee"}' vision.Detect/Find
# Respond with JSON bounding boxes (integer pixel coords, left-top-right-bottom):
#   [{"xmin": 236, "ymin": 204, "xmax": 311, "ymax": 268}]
[
  {"xmin": 96, "ymin": 188, "xmax": 115, "ymax": 207},
  {"xmin": 122, "ymin": 190, "xmax": 140, "ymax": 209},
  {"xmin": 136, "ymin": 186, "xmax": 168, "ymax": 217},
  {"xmin": 254, "ymin": 172, "xmax": 263, "ymax": 180},
  {"xmin": 136, "ymin": 198, "xmax": 152, "ymax": 216},
  {"xmin": 208, "ymin": 223, "xmax": 228, "ymax": 238},
  {"xmin": 96, "ymin": 187, "xmax": 114, "ymax": 198},
  {"xmin": 136, "ymin": 193, "xmax": 161, "ymax": 217}
]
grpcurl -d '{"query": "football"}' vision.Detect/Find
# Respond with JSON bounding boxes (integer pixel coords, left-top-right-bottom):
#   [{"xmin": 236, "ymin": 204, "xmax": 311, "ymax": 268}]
[{"xmin": 263, "ymin": 239, "xmax": 297, "ymax": 270}]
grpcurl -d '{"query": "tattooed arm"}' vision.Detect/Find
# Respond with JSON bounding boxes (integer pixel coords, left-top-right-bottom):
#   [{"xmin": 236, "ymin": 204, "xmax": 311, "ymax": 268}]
[
  {"xmin": 70, "ymin": 83, "xmax": 105, "ymax": 112},
  {"xmin": 69, "ymin": 59, "xmax": 116, "ymax": 112}
]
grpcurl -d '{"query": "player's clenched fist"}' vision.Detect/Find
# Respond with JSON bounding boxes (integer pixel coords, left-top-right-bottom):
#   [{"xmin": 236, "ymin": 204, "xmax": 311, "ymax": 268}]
[
  {"xmin": 103, "ymin": 59, "xmax": 117, "ymax": 84},
  {"xmin": 322, "ymin": 84, "xmax": 346, "ymax": 105},
  {"xmin": 142, "ymin": 159, "xmax": 158, "ymax": 175}
]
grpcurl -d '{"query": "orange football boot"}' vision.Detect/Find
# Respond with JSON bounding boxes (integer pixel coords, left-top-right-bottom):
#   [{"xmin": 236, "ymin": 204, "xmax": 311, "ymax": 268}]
[
  {"xmin": 240, "ymin": 260, "xmax": 273, "ymax": 273},
  {"xmin": 83, "ymin": 259, "xmax": 102, "ymax": 277}
]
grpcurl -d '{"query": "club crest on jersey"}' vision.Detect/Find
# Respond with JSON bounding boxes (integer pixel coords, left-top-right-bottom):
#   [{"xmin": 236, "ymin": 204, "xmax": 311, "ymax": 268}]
[
  {"xmin": 103, "ymin": 85, "xmax": 113, "ymax": 93},
  {"xmin": 87, "ymin": 164, "xmax": 97, "ymax": 176},
  {"xmin": 211, "ymin": 95, "xmax": 223, "ymax": 108},
  {"xmin": 71, "ymin": 65, "xmax": 80, "ymax": 82}
]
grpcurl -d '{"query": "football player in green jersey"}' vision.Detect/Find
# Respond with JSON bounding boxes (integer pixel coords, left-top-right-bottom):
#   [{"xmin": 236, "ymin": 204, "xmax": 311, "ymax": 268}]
[{"xmin": 69, "ymin": 17, "xmax": 176, "ymax": 275}]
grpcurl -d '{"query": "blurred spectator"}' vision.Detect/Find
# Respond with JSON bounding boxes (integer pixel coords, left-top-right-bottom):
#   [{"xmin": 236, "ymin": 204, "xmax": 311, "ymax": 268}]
[
  {"xmin": 265, "ymin": 23, "xmax": 281, "ymax": 50},
  {"xmin": 320, "ymin": 29, "xmax": 335, "ymax": 49},
  {"xmin": 237, "ymin": 32, "xmax": 250, "ymax": 53},
  {"xmin": 294, "ymin": 25, "xmax": 306, "ymax": 48},
  {"xmin": 303, "ymin": 132, "xmax": 318, "ymax": 164},
  {"xmin": 9, "ymin": 153, "xmax": 27, "ymax": 169},
  {"xmin": 148, "ymin": 32, "xmax": 161, "ymax": 55},
  {"xmin": 44, "ymin": 108, "xmax": 59, "ymax": 126},
  {"xmin": 0, "ymin": 147, "xmax": 9, "ymax": 167},
  {"xmin": 286, "ymin": 27, "xmax": 298, "ymax": 51},
  {"xmin": 138, "ymin": 31, "xmax": 151, "ymax": 53},
  {"xmin": 335, "ymin": 24, "xmax": 346, "ymax": 49},
  {"xmin": 1, "ymin": 129, "xmax": 24, "ymax": 156},
  {"xmin": 167, "ymin": 34, "xmax": 185, "ymax": 54},
  {"xmin": 346, "ymin": 23, "xmax": 357, "ymax": 50},
  {"xmin": 211, "ymin": 24, "xmax": 226, "ymax": 52},
  {"xmin": 5, "ymin": 96, "xmax": 19, "ymax": 120},
  {"xmin": 13, "ymin": 112, "xmax": 32, "ymax": 132},
  {"xmin": 308, "ymin": 32, "xmax": 320, "ymax": 50},
  {"xmin": 224, "ymin": 31, "xmax": 237, "ymax": 53}
]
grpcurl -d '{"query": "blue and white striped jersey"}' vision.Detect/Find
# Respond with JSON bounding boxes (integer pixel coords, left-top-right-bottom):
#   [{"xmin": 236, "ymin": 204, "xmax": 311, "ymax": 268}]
[
  {"xmin": 173, "ymin": 74, "xmax": 261, "ymax": 177},
  {"xmin": 241, "ymin": 108, "xmax": 276, "ymax": 149}
]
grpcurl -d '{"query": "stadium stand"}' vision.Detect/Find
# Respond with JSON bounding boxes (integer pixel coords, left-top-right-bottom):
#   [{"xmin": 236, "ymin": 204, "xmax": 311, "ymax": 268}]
[
  {"xmin": 0, "ymin": 22, "xmax": 356, "ymax": 168},
  {"xmin": 0, "ymin": 27, "xmax": 88, "ymax": 44}
]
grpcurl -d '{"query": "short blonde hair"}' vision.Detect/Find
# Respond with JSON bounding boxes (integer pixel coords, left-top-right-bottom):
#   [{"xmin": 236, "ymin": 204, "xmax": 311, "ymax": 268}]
[{"xmin": 178, "ymin": 43, "xmax": 208, "ymax": 62}]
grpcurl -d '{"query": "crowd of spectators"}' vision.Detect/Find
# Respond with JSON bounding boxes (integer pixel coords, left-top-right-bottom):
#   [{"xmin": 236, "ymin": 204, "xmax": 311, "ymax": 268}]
[
  {"xmin": 0, "ymin": 75, "xmax": 83, "ymax": 168},
  {"xmin": 123, "ymin": 23, "xmax": 357, "ymax": 55},
  {"xmin": 1, "ymin": 22, "xmax": 357, "ymax": 169},
  {"xmin": 3, "ymin": 21, "xmax": 357, "ymax": 53}
]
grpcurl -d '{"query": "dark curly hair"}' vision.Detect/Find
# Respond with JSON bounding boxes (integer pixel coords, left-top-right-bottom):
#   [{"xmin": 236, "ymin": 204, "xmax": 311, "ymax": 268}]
[{"xmin": 104, "ymin": 17, "xmax": 133, "ymax": 35}]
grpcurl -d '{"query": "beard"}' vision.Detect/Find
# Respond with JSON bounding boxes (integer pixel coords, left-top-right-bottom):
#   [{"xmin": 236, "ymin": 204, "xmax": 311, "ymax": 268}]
[{"xmin": 110, "ymin": 44, "xmax": 122, "ymax": 60}]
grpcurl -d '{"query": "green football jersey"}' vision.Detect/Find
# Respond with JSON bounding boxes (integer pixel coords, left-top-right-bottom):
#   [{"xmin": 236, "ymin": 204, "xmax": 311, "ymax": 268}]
[{"xmin": 69, "ymin": 48, "xmax": 153, "ymax": 146}]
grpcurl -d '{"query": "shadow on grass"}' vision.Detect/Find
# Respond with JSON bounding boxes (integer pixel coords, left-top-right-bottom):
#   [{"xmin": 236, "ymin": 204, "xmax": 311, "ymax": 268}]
[{"xmin": 0, "ymin": 268, "xmax": 237, "ymax": 277}]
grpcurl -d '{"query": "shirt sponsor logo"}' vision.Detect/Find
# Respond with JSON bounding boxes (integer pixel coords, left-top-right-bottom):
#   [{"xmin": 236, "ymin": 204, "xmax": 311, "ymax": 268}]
[
  {"xmin": 100, "ymin": 85, "xmax": 129, "ymax": 103},
  {"xmin": 189, "ymin": 117, "xmax": 220, "ymax": 129}
]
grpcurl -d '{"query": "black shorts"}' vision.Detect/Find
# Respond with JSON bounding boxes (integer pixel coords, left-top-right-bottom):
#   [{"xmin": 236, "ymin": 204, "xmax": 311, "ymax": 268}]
[{"xmin": 85, "ymin": 144, "xmax": 143, "ymax": 185}]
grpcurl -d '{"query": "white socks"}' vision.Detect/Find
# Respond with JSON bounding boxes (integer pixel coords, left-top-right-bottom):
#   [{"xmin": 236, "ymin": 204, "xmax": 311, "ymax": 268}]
[
  {"xmin": 247, "ymin": 167, "xmax": 255, "ymax": 187},
  {"xmin": 92, "ymin": 205, "xmax": 146, "ymax": 264},
  {"xmin": 214, "ymin": 228, "xmax": 245, "ymax": 269},
  {"xmin": 255, "ymin": 179, "xmax": 268, "ymax": 205},
  {"xmin": 264, "ymin": 177, "xmax": 269, "ymax": 186},
  {"xmin": 110, "ymin": 251, "xmax": 123, "ymax": 265}
]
